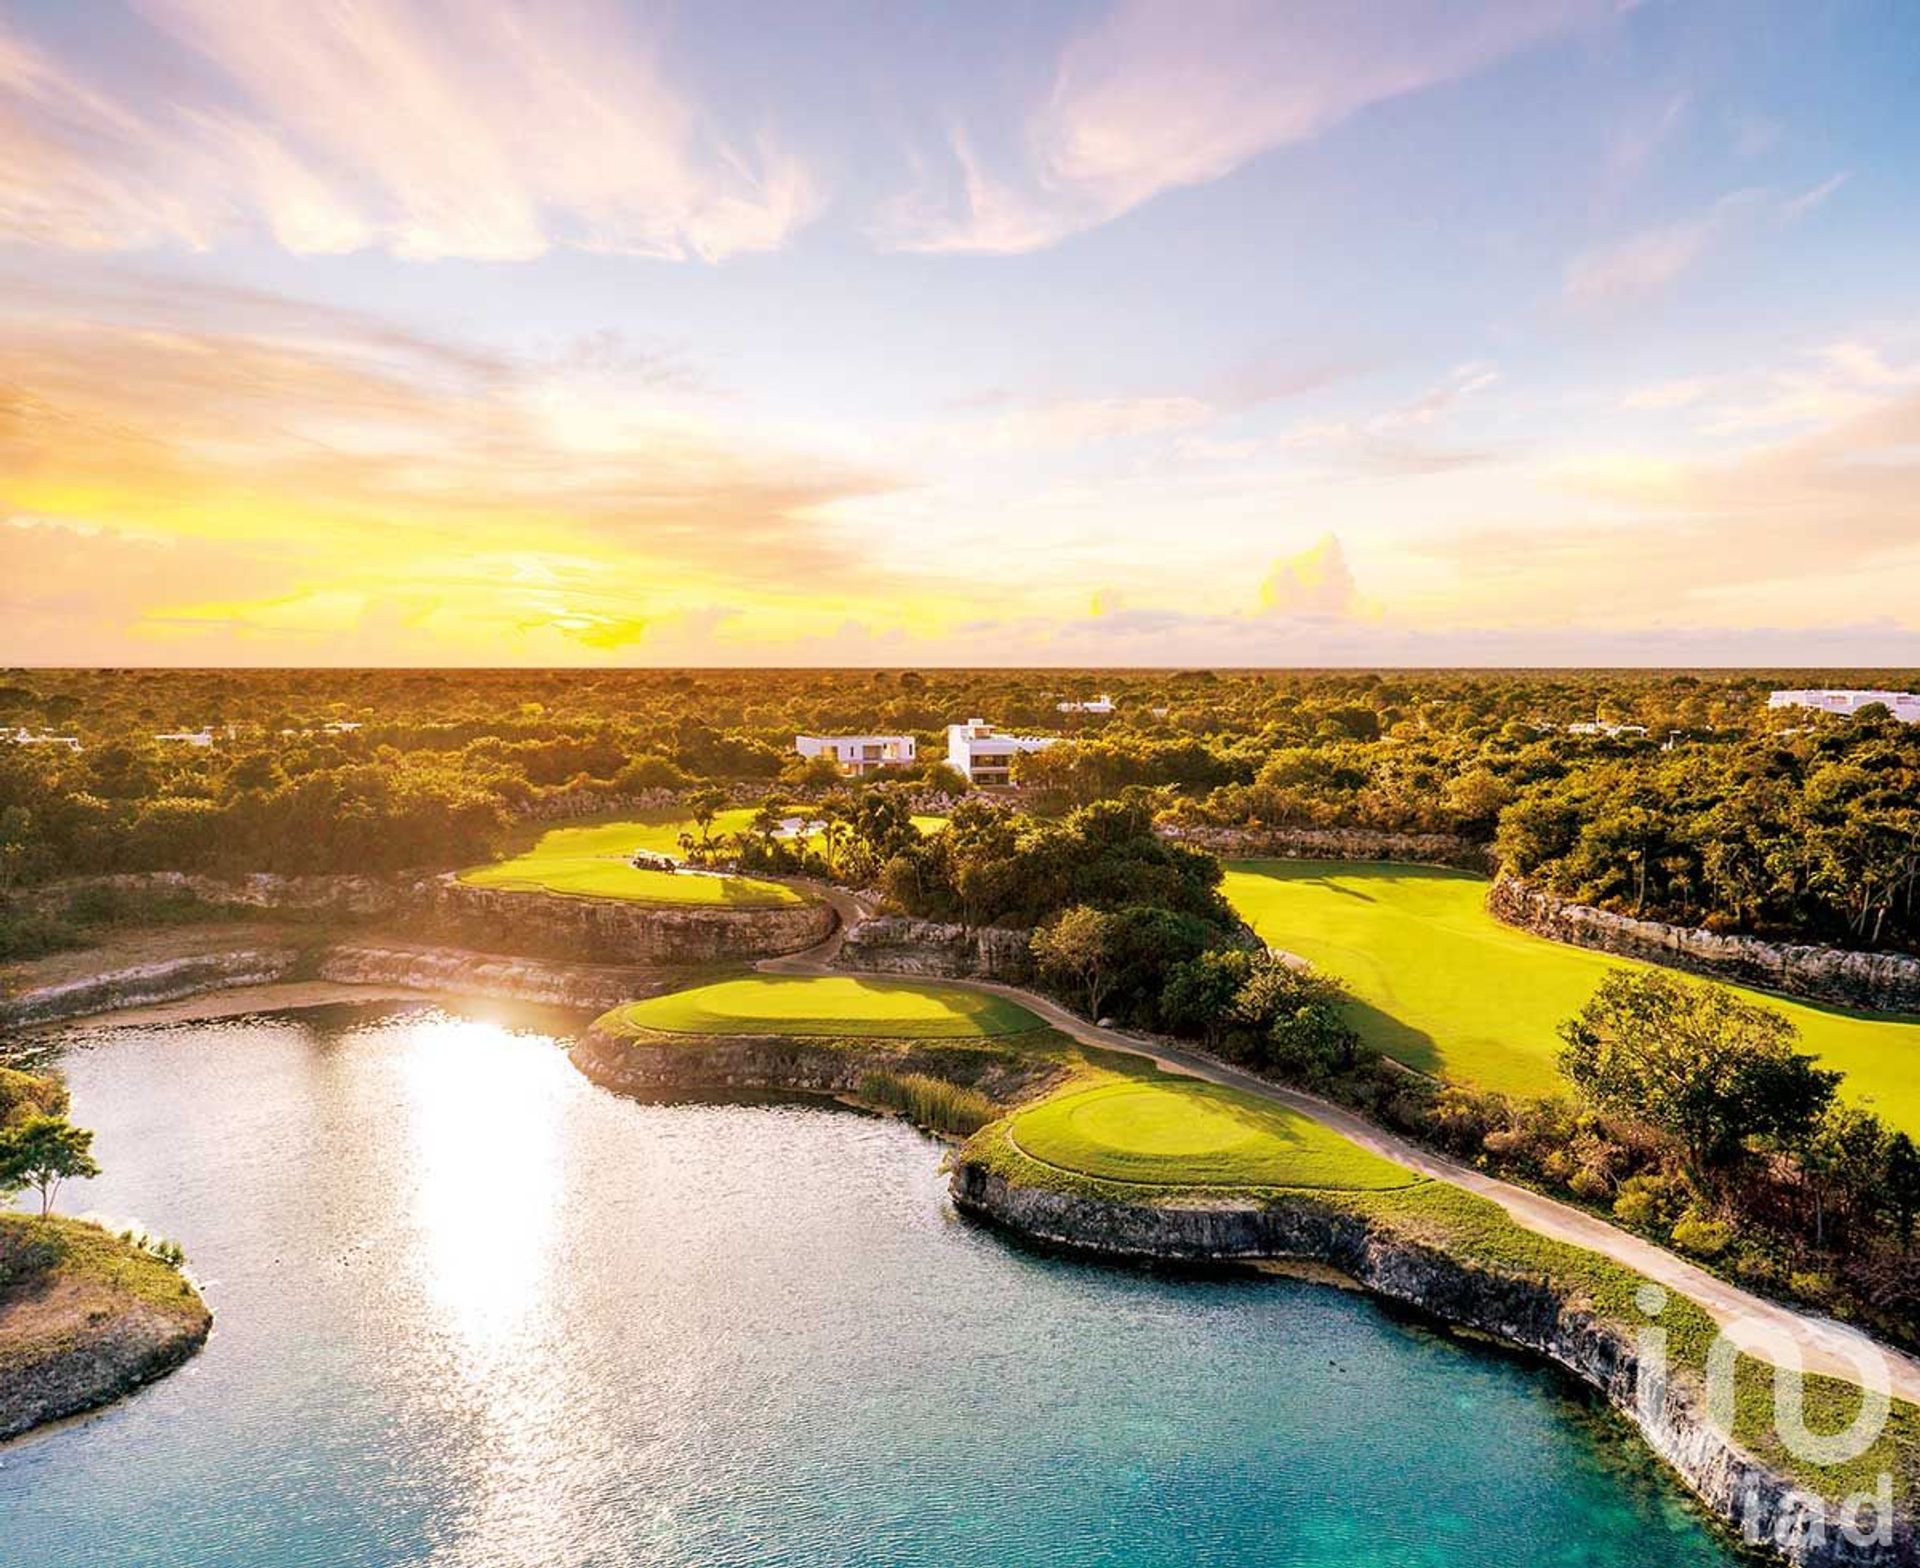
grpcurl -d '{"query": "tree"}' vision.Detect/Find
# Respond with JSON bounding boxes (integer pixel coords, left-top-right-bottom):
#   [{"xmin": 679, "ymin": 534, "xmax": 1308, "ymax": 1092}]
[
  {"xmin": 0, "ymin": 804, "xmax": 35, "ymax": 891},
  {"xmin": 850, "ymin": 790, "xmax": 919, "ymax": 864},
  {"xmin": 1160, "ymin": 948, "xmax": 1256, "ymax": 1045},
  {"xmin": 1887, "ymin": 1133, "xmax": 1920, "ymax": 1246},
  {"xmin": 0, "ymin": 1064, "xmax": 68, "ymax": 1127},
  {"xmin": 1030, "ymin": 904, "xmax": 1123, "ymax": 1019},
  {"xmin": 0, "ymin": 1113, "xmax": 101, "ymax": 1217},
  {"xmin": 1801, "ymin": 1103, "xmax": 1890, "ymax": 1249},
  {"xmin": 1558, "ymin": 970, "xmax": 1839, "ymax": 1176},
  {"xmin": 686, "ymin": 786, "xmax": 727, "ymax": 853},
  {"xmin": 1226, "ymin": 960, "xmax": 1361, "ymax": 1078}
]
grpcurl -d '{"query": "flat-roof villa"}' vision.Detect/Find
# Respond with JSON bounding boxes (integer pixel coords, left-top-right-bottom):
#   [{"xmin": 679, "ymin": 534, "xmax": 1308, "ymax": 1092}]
[
  {"xmin": 5, "ymin": 729, "xmax": 81, "ymax": 750},
  {"xmin": 1769, "ymin": 689, "xmax": 1920, "ymax": 724},
  {"xmin": 793, "ymin": 734, "xmax": 916, "ymax": 776},
  {"xmin": 946, "ymin": 718, "xmax": 1056, "ymax": 785},
  {"xmin": 1056, "ymin": 695, "xmax": 1115, "ymax": 714},
  {"xmin": 1568, "ymin": 720, "xmax": 1649, "ymax": 738}
]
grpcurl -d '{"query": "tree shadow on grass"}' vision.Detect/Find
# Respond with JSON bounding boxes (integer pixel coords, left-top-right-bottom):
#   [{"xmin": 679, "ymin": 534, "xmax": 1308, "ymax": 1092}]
[{"xmin": 1342, "ymin": 996, "xmax": 1444, "ymax": 1079}]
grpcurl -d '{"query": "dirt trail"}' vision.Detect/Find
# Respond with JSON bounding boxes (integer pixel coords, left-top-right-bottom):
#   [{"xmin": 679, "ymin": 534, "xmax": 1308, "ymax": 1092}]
[{"xmin": 764, "ymin": 886, "xmax": 1920, "ymax": 1403}]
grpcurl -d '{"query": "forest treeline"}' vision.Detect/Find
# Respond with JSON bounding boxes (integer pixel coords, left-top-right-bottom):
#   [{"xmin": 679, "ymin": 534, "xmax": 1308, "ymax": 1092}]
[{"xmin": 2, "ymin": 667, "xmax": 1916, "ymax": 953}]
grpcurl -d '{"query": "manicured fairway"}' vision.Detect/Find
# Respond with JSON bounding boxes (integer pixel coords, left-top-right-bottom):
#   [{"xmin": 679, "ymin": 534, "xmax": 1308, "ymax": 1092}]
[
  {"xmin": 459, "ymin": 818, "xmax": 801, "ymax": 907},
  {"xmin": 1224, "ymin": 861, "xmax": 1920, "ymax": 1133},
  {"xmin": 1008, "ymin": 1079, "xmax": 1417, "ymax": 1190},
  {"xmin": 603, "ymin": 975, "xmax": 1043, "ymax": 1039}
]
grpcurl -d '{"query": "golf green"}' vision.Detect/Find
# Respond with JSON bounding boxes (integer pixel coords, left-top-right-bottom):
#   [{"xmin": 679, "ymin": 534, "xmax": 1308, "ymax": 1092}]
[
  {"xmin": 459, "ymin": 817, "xmax": 803, "ymax": 907},
  {"xmin": 1224, "ymin": 860, "xmax": 1920, "ymax": 1133},
  {"xmin": 1008, "ymin": 1079, "xmax": 1417, "ymax": 1190},
  {"xmin": 601, "ymin": 975, "xmax": 1043, "ymax": 1039}
]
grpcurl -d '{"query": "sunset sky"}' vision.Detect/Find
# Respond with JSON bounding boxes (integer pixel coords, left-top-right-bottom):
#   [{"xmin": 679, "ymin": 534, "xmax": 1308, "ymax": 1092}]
[{"xmin": 4, "ymin": 0, "xmax": 1918, "ymax": 666}]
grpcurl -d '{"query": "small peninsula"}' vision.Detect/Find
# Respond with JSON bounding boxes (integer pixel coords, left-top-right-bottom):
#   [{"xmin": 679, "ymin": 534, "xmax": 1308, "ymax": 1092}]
[{"xmin": 0, "ymin": 1066, "xmax": 210, "ymax": 1442}]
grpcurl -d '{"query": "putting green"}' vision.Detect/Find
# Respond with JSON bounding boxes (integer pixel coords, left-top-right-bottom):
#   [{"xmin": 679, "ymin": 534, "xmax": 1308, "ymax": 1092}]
[
  {"xmin": 1008, "ymin": 1079, "xmax": 1417, "ymax": 1190},
  {"xmin": 459, "ymin": 817, "xmax": 802, "ymax": 907},
  {"xmin": 1224, "ymin": 860, "xmax": 1920, "ymax": 1133},
  {"xmin": 601, "ymin": 975, "xmax": 1043, "ymax": 1039}
]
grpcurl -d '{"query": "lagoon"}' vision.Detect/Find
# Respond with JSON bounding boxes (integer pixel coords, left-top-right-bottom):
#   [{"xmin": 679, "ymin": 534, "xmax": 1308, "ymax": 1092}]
[{"xmin": 2, "ymin": 1004, "xmax": 1742, "ymax": 1567}]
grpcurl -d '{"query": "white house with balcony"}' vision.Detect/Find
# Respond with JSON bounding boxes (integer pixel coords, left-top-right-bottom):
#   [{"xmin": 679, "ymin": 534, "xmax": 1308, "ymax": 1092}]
[
  {"xmin": 1768, "ymin": 689, "xmax": 1920, "ymax": 725},
  {"xmin": 793, "ymin": 733, "xmax": 916, "ymax": 776},
  {"xmin": 946, "ymin": 718, "xmax": 1056, "ymax": 786}
]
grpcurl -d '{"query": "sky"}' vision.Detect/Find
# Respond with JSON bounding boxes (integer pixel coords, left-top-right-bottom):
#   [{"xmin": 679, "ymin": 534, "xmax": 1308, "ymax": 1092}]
[{"xmin": 3, "ymin": 0, "xmax": 1919, "ymax": 668}]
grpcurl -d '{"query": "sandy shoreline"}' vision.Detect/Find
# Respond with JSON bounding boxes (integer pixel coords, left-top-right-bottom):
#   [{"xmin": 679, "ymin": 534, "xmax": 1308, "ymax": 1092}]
[{"xmin": 48, "ymin": 981, "xmax": 457, "ymax": 1030}]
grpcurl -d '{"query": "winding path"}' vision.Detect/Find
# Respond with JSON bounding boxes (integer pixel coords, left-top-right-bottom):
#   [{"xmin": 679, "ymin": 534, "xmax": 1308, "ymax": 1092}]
[{"xmin": 767, "ymin": 886, "xmax": 1920, "ymax": 1403}]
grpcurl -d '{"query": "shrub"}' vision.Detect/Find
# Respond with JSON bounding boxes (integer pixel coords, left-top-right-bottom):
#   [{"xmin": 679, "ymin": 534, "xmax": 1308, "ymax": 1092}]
[
  {"xmin": 0, "ymin": 907, "xmax": 84, "ymax": 961},
  {"xmin": 858, "ymin": 1071, "xmax": 996, "ymax": 1138},
  {"xmin": 1612, "ymin": 1171, "xmax": 1692, "ymax": 1230},
  {"xmin": 1568, "ymin": 1165, "xmax": 1614, "ymax": 1201},
  {"xmin": 1789, "ymin": 1270, "xmax": 1838, "ymax": 1304},
  {"xmin": 1670, "ymin": 1210, "xmax": 1733, "ymax": 1258}
]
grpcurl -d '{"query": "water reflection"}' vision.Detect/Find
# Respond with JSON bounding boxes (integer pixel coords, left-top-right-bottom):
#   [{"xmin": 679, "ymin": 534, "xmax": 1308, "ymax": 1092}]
[{"xmin": 0, "ymin": 1005, "xmax": 1742, "ymax": 1568}]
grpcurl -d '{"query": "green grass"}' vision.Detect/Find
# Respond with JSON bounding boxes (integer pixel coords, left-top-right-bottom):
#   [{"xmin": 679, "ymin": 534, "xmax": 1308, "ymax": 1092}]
[
  {"xmin": 600, "ymin": 974, "xmax": 1045, "ymax": 1039},
  {"xmin": 0, "ymin": 1213, "xmax": 207, "ymax": 1373},
  {"xmin": 459, "ymin": 816, "xmax": 804, "ymax": 907},
  {"xmin": 1006, "ymin": 1078, "xmax": 1418, "ymax": 1190},
  {"xmin": 859, "ymin": 1070, "xmax": 999, "ymax": 1136},
  {"xmin": 467, "ymin": 807, "xmax": 945, "ymax": 907},
  {"xmin": 1224, "ymin": 860, "xmax": 1920, "ymax": 1133}
]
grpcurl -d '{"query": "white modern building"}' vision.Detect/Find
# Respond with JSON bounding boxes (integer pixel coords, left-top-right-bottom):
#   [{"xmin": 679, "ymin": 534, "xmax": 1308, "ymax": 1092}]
[
  {"xmin": 946, "ymin": 718, "xmax": 1056, "ymax": 786},
  {"xmin": 1568, "ymin": 721, "xmax": 1649, "ymax": 739},
  {"xmin": 1768, "ymin": 689, "xmax": 1920, "ymax": 725},
  {"xmin": 793, "ymin": 734, "xmax": 916, "ymax": 776},
  {"xmin": 1056, "ymin": 694, "xmax": 1116, "ymax": 714},
  {"xmin": 4, "ymin": 729, "xmax": 80, "ymax": 750}
]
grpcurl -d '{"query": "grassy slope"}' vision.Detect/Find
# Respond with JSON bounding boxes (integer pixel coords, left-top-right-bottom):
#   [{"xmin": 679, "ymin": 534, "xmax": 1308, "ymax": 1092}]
[
  {"xmin": 459, "ymin": 817, "xmax": 802, "ymax": 908},
  {"xmin": 0, "ymin": 1213, "xmax": 207, "ymax": 1373},
  {"xmin": 599, "ymin": 974, "xmax": 1044, "ymax": 1040},
  {"xmin": 1008, "ymin": 1079, "xmax": 1417, "ymax": 1190},
  {"xmin": 1225, "ymin": 860, "xmax": 1920, "ymax": 1132}
]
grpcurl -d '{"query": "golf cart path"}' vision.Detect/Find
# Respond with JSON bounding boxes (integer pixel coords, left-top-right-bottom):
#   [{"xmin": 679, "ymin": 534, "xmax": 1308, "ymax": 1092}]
[{"xmin": 765, "ymin": 886, "xmax": 1920, "ymax": 1403}]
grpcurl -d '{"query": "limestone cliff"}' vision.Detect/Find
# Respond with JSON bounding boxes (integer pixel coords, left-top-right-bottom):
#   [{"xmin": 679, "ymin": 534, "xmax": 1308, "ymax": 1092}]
[
  {"xmin": 949, "ymin": 1162, "xmax": 1911, "ymax": 1568},
  {"xmin": 1488, "ymin": 877, "xmax": 1920, "ymax": 1016}
]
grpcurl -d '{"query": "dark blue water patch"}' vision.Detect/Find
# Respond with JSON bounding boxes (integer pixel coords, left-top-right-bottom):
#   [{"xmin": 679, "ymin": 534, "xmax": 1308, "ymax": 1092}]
[{"xmin": 1, "ymin": 1004, "xmax": 1742, "ymax": 1568}]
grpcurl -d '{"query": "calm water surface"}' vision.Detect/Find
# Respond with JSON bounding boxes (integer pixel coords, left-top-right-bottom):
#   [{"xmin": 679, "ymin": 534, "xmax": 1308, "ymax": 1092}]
[{"xmin": 0, "ymin": 1003, "xmax": 1744, "ymax": 1568}]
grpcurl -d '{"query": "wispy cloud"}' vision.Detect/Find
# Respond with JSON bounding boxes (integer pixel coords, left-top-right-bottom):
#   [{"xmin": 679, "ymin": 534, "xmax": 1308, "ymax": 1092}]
[
  {"xmin": 0, "ymin": 1, "xmax": 816, "ymax": 260},
  {"xmin": 1564, "ymin": 174, "xmax": 1849, "ymax": 306},
  {"xmin": 1278, "ymin": 363, "xmax": 1502, "ymax": 476},
  {"xmin": 0, "ymin": 273, "xmax": 907, "ymax": 662},
  {"xmin": 884, "ymin": 0, "xmax": 1612, "ymax": 253}
]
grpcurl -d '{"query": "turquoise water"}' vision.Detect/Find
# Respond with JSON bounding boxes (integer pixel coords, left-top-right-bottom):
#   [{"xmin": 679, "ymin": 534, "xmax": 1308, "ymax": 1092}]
[{"xmin": 1, "ymin": 1003, "xmax": 1741, "ymax": 1567}]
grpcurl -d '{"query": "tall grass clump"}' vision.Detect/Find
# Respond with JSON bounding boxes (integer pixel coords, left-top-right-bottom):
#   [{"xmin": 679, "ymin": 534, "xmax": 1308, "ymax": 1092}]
[{"xmin": 859, "ymin": 1071, "xmax": 997, "ymax": 1137}]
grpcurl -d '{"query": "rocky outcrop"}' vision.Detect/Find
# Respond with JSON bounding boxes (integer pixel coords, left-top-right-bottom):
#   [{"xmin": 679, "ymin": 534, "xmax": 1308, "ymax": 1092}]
[
  {"xmin": 0, "ymin": 1219, "xmax": 212, "ymax": 1443},
  {"xmin": 21, "ymin": 869, "xmax": 838, "ymax": 968},
  {"xmin": 1488, "ymin": 877, "xmax": 1920, "ymax": 1016},
  {"xmin": 0, "ymin": 1294, "xmax": 210, "ymax": 1441},
  {"xmin": 31, "ymin": 871, "xmax": 408, "ymax": 919},
  {"xmin": 315, "ymin": 945, "xmax": 664, "ymax": 1011},
  {"xmin": 419, "ymin": 878, "xmax": 835, "ymax": 964},
  {"xmin": 0, "ymin": 948, "xmax": 303, "ymax": 1028},
  {"xmin": 950, "ymin": 1163, "xmax": 1908, "ymax": 1567},
  {"xmin": 1160, "ymin": 823, "xmax": 1494, "ymax": 871},
  {"xmin": 834, "ymin": 916, "xmax": 1032, "ymax": 980},
  {"xmin": 570, "ymin": 1025, "xmax": 1050, "ymax": 1105}
]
